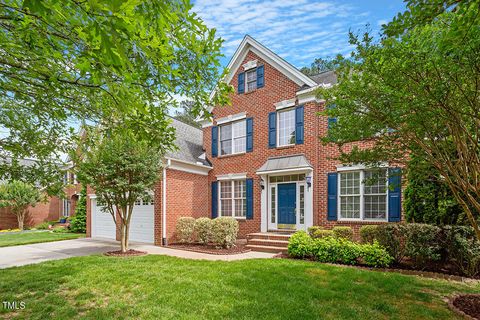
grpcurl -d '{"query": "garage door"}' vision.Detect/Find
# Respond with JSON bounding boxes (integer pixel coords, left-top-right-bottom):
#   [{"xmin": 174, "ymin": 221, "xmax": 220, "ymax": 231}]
[
  {"xmin": 129, "ymin": 198, "xmax": 155, "ymax": 244},
  {"xmin": 91, "ymin": 199, "xmax": 116, "ymax": 240}
]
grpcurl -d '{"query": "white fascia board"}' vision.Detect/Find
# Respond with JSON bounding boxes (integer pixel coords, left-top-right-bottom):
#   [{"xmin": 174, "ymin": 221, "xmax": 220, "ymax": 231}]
[
  {"xmin": 166, "ymin": 158, "xmax": 212, "ymax": 176},
  {"xmin": 215, "ymin": 112, "xmax": 246, "ymax": 125},
  {"xmin": 200, "ymin": 120, "xmax": 213, "ymax": 128},
  {"xmin": 216, "ymin": 172, "xmax": 248, "ymax": 180},
  {"xmin": 274, "ymin": 98, "xmax": 296, "ymax": 110}
]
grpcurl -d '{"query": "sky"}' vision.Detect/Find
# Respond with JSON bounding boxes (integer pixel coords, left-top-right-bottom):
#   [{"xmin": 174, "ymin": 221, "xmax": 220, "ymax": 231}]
[{"xmin": 193, "ymin": 0, "xmax": 406, "ymax": 69}]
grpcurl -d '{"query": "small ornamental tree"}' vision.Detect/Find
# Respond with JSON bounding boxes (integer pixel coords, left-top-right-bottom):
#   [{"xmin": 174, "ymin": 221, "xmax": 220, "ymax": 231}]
[
  {"xmin": 0, "ymin": 180, "xmax": 43, "ymax": 230},
  {"xmin": 69, "ymin": 186, "xmax": 87, "ymax": 233},
  {"xmin": 76, "ymin": 130, "xmax": 163, "ymax": 253}
]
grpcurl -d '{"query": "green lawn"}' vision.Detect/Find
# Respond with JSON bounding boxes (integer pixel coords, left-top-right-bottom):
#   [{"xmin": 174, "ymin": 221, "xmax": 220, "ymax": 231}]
[
  {"xmin": 0, "ymin": 255, "xmax": 478, "ymax": 319},
  {"xmin": 0, "ymin": 231, "xmax": 85, "ymax": 247}
]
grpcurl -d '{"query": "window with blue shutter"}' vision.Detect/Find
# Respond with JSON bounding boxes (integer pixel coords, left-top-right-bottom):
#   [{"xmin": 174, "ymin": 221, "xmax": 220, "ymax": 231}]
[
  {"xmin": 238, "ymin": 72, "xmax": 245, "ymax": 94},
  {"xmin": 256, "ymin": 65, "xmax": 264, "ymax": 88},
  {"xmin": 246, "ymin": 117, "xmax": 253, "ymax": 152},
  {"xmin": 268, "ymin": 112, "xmax": 276, "ymax": 148},
  {"xmin": 388, "ymin": 168, "xmax": 402, "ymax": 222},
  {"xmin": 295, "ymin": 105, "xmax": 304, "ymax": 144},
  {"xmin": 327, "ymin": 173, "xmax": 338, "ymax": 221},
  {"xmin": 327, "ymin": 104, "xmax": 337, "ymax": 130},
  {"xmin": 211, "ymin": 126, "xmax": 218, "ymax": 157},
  {"xmin": 246, "ymin": 178, "xmax": 254, "ymax": 219},
  {"xmin": 211, "ymin": 181, "xmax": 218, "ymax": 219}
]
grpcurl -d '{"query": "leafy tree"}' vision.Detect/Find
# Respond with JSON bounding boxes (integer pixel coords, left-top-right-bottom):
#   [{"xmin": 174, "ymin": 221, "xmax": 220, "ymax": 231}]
[
  {"xmin": 69, "ymin": 186, "xmax": 87, "ymax": 233},
  {"xmin": 75, "ymin": 129, "xmax": 163, "ymax": 253},
  {"xmin": 318, "ymin": 0, "xmax": 480, "ymax": 239},
  {"xmin": 173, "ymin": 101, "xmax": 201, "ymax": 128},
  {"xmin": 300, "ymin": 57, "xmax": 338, "ymax": 76},
  {"xmin": 0, "ymin": 180, "xmax": 43, "ymax": 230},
  {"xmin": 0, "ymin": 0, "xmax": 231, "ymax": 187},
  {"xmin": 404, "ymin": 152, "xmax": 464, "ymax": 225}
]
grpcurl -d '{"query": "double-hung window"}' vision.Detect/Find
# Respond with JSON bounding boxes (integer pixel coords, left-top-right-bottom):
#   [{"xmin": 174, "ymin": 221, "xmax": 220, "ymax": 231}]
[
  {"xmin": 245, "ymin": 69, "xmax": 257, "ymax": 92},
  {"xmin": 220, "ymin": 120, "xmax": 246, "ymax": 155},
  {"xmin": 219, "ymin": 180, "xmax": 246, "ymax": 218},
  {"xmin": 277, "ymin": 108, "xmax": 296, "ymax": 146},
  {"xmin": 339, "ymin": 169, "xmax": 388, "ymax": 221}
]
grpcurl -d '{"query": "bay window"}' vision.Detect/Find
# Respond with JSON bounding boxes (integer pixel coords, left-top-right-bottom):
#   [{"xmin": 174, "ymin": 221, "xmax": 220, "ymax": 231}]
[{"xmin": 339, "ymin": 169, "xmax": 388, "ymax": 221}]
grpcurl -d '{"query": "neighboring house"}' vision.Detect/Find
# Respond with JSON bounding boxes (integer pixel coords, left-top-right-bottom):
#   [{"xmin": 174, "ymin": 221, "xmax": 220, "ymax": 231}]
[
  {"xmin": 0, "ymin": 157, "xmax": 62, "ymax": 230},
  {"xmin": 86, "ymin": 35, "xmax": 402, "ymax": 248},
  {"xmin": 62, "ymin": 169, "xmax": 82, "ymax": 218}
]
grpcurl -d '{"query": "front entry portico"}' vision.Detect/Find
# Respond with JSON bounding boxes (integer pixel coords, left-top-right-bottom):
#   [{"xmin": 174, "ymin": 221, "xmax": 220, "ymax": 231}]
[{"xmin": 257, "ymin": 154, "xmax": 314, "ymax": 233}]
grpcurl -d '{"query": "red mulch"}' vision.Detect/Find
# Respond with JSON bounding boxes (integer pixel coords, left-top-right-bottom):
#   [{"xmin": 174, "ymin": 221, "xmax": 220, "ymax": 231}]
[
  {"xmin": 104, "ymin": 249, "xmax": 147, "ymax": 257},
  {"xmin": 167, "ymin": 242, "xmax": 250, "ymax": 255},
  {"xmin": 450, "ymin": 294, "xmax": 480, "ymax": 319}
]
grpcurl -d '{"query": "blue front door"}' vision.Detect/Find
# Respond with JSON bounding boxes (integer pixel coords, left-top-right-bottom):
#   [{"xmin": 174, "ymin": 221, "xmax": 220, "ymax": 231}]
[{"xmin": 278, "ymin": 183, "xmax": 296, "ymax": 227}]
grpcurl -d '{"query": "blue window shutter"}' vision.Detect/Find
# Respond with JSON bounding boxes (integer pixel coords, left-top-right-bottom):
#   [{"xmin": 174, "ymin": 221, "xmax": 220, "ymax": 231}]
[
  {"xmin": 327, "ymin": 173, "xmax": 338, "ymax": 221},
  {"xmin": 246, "ymin": 117, "xmax": 253, "ymax": 152},
  {"xmin": 388, "ymin": 168, "xmax": 402, "ymax": 222},
  {"xmin": 246, "ymin": 178, "xmax": 254, "ymax": 219},
  {"xmin": 212, "ymin": 181, "xmax": 218, "ymax": 219},
  {"xmin": 238, "ymin": 72, "xmax": 245, "ymax": 94},
  {"xmin": 211, "ymin": 126, "xmax": 218, "ymax": 158},
  {"xmin": 256, "ymin": 65, "xmax": 264, "ymax": 88},
  {"xmin": 295, "ymin": 105, "xmax": 304, "ymax": 144},
  {"xmin": 268, "ymin": 112, "xmax": 276, "ymax": 148}
]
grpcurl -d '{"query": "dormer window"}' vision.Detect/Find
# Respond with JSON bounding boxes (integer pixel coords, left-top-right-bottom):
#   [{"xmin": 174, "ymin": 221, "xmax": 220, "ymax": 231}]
[{"xmin": 246, "ymin": 69, "xmax": 257, "ymax": 92}]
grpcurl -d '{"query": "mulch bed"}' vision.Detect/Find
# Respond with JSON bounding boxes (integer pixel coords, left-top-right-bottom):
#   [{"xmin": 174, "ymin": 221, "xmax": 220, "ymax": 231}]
[
  {"xmin": 104, "ymin": 249, "xmax": 147, "ymax": 257},
  {"xmin": 449, "ymin": 294, "xmax": 480, "ymax": 319},
  {"xmin": 167, "ymin": 242, "xmax": 250, "ymax": 255}
]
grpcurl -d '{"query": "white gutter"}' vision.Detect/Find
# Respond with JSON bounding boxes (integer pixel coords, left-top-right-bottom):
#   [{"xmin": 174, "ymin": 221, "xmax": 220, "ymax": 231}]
[{"xmin": 162, "ymin": 159, "xmax": 171, "ymax": 245}]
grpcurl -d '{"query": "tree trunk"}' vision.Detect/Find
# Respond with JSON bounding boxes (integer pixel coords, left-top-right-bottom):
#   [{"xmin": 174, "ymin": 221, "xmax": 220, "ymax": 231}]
[
  {"xmin": 120, "ymin": 222, "xmax": 127, "ymax": 253},
  {"xmin": 17, "ymin": 213, "xmax": 24, "ymax": 230}
]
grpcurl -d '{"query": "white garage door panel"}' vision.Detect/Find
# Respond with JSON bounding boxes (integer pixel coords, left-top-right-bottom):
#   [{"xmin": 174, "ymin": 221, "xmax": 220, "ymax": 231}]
[
  {"xmin": 129, "ymin": 205, "xmax": 154, "ymax": 243},
  {"xmin": 91, "ymin": 199, "xmax": 116, "ymax": 240}
]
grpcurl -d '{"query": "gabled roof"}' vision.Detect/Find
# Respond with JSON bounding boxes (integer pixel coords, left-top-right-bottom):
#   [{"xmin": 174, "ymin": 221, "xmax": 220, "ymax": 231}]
[
  {"xmin": 166, "ymin": 118, "xmax": 210, "ymax": 167},
  {"xmin": 210, "ymin": 35, "xmax": 317, "ymax": 102}
]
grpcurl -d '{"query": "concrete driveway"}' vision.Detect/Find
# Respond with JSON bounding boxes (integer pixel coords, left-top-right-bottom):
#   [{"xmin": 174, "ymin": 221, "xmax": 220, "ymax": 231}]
[{"xmin": 0, "ymin": 238, "xmax": 274, "ymax": 269}]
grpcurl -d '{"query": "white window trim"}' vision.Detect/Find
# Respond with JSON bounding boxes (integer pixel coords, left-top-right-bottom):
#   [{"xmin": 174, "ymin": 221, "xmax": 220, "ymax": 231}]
[
  {"xmin": 274, "ymin": 98, "xmax": 296, "ymax": 110},
  {"xmin": 219, "ymin": 119, "xmax": 247, "ymax": 156},
  {"xmin": 276, "ymin": 108, "xmax": 296, "ymax": 147},
  {"xmin": 216, "ymin": 112, "xmax": 246, "ymax": 125},
  {"xmin": 218, "ymin": 179, "xmax": 247, "ymax": 219},
  {"xmin": 245, "ymin": 68, "xmax": 257, "ymax": 93},
  {"xmin": 337, "ymin": 169, "xmax": 389, "ymax": 222}
]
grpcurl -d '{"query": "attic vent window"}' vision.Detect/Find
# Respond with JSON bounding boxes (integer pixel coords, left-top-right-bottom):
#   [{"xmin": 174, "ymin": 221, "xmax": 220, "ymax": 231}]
[{"xmin": 246, "ymin": 69, "xmax": 257, "ymax": 92}]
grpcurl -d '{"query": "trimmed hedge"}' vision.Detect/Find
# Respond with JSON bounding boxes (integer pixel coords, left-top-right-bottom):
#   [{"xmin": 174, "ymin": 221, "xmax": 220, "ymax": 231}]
[
  {"xmin": 332, "ymin": 226, "xmax": 353, "ymax": 240},
  {"xmin": 194, "ymin": 217, "xmax": 212, "ymax": 244},
  {"xmin": 211, "ymin": 217, "xmax": 239, "ymax": 248},
  {"xmin": 175, "ymin": 217, "xmax": 196, "ymax": 243},
  {"xmin": 359, "ymin": 225, "xmax": 378, "ymax": 244},
  {"xmin": 288, "ymin": 231, "xmax": 393, "ymax": 268}
]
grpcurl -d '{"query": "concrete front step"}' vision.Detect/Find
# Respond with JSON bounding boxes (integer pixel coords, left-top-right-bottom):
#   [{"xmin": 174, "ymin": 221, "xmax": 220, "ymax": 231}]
[
  {"xmin": 245, "ymin": 244, "xmax": 287, "ymax": 254},
  {"xmin": 247, "ymin": 239, "xmax": 289, "ymax": 248}
]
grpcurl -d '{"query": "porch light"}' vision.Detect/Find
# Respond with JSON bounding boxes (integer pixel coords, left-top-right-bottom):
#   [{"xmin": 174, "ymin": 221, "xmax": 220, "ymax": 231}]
[
  {"xmin": 306, "ymin": 176, "xmax": 312, "ymax": 189},
  {"xmin": 259, "ymin": 180, "xmax": 265, "ymax": 190}
]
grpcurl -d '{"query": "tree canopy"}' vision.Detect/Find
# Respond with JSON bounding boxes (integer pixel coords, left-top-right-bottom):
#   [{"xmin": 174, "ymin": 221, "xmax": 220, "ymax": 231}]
[
  {"xmin": 318, "ymin": 0, "xmax": 480, "ymax": 239},
  {"xmin": 0, "ymin": 0, "xmax": 231, "ymax": 188},
  {"xmin": 300, "ymin": 57, "xmax": 338, "ymax": 76}
]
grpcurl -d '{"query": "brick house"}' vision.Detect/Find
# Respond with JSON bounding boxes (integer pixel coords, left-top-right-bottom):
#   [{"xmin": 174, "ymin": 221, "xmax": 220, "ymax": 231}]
[{"xmin": 86, "ymin": 35, "xmax": 402, "ymax": 249}]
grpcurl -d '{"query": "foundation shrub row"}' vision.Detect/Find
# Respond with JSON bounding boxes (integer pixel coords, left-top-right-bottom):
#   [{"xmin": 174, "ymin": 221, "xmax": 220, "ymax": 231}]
[{"xmin": 175, "ymin": 217, "xmax": 239, "ymax": 248}]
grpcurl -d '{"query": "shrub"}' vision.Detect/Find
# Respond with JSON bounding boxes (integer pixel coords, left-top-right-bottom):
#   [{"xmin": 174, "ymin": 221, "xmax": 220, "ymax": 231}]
[
  {"xmin": 52, "ymin": 227, "xmax": 68, "ymax": 233},
  {"xmin": 442, "ymin": 226, "xmax": 480, "ymax": 277},
  {"xmin": 360, "ymin": 225, "xmax": 378, "ymax": 244},
  {"xmin": 175, "ymin": 217, "xmax": 196, "ymax": 243},
  {"xmin": 211, "ymin": 217, "xmax": 239, "ymax": 248},
  {"xmin": 69, "ymin": 187, "xmax": 87, "ymax": 233},
  {"xmin": 404, "ymin": 223, "xmax": 441, "ymax": 269},
  {"xmin": 195, "ymin": 217, "xmax": 212, "ymax": 244},
  {"xmin": 314, "ymin": 236, "xmax": 361, "ymax": 265},
  {"xmin": 332, "ymin": 226, "xmax": 353, "ymax": 240},
  {"xmin": 288, "ymin": 231, "xmax": 316, "ymax": 258},
  {"xmin": 35, "ymin": 221, "xmax": 52, "ymax": 230},
  {"xmin": 311, "ymin": 229, "xmax": 334, "ymax": 239},
  {"xmin": 361, "ymin": 241, "xmax": 393, "ymax": 268},
  {"xmin": 375, "ymin": 224, "xmax": 407, "ymax": 264},
  {"xmin": 307, "ymin": 226, "xmax": 322, "ymax": 238}
]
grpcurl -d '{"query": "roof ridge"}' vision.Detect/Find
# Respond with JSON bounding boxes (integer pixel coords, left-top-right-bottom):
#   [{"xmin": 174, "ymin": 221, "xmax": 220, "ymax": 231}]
[{"xmin": 168, "ymin": 115, "xmax": 202, "ymax": 132}]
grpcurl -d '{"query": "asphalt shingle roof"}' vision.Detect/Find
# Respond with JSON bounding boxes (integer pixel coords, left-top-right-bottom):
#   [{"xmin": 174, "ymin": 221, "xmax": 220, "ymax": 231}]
[{"xmin": 166, "ymin": 118, "xmax": 210, "ymax": 167}]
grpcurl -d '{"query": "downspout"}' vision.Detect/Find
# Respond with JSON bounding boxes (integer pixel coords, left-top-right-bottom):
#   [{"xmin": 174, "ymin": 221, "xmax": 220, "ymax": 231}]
[{"xmin": 162, "ymin": 159, "xmax": 171, "ymax": 245}]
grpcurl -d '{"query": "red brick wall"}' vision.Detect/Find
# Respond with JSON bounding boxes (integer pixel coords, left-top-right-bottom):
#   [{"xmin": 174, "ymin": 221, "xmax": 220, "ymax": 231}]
[
  {"xmin": 204, "ymin": 50, "xmax": 400, "ymax": 238},
  {"xmin": 154, "ymin": 168, "xmax": 209, "ymax": 244},
  {"xmin": 64, "ymin": 184, "xmax": 82, "ymax": 217},
  {"xmin": 0, "ymin": 196, "xmax": 61, "ymax": 230}
]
